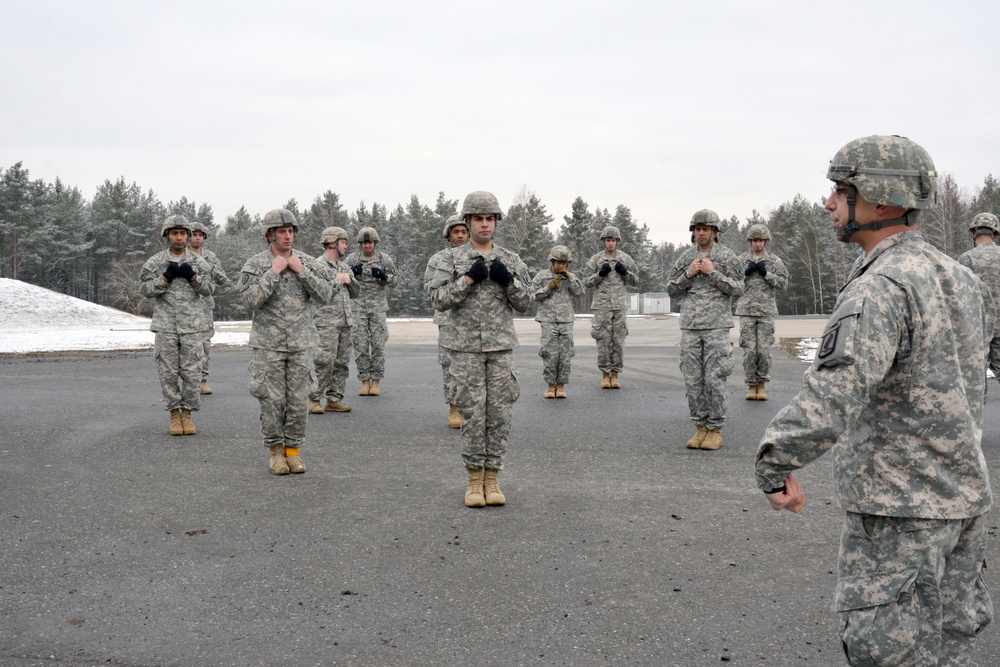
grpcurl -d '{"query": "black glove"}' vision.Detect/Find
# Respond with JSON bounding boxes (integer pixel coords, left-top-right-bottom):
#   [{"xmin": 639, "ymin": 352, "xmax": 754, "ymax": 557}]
[
  {"xmin": 176, "ymin": 263, "xmax": 196, "ymax": 281},
  {"xmin": 466, "ymin": 258, "xmax": 489, "ymax": 283},
  {"xmin": 163, "ymin": 262, "xmax": 180, "ymax": 282},
  {"xmin": 614, "ymin": 261, "xmax": 627, "ymax": 276},
  {"xmin": 757, "ymin": 262, "xmax": 767, "ymax": 277},
  {"xmin": 489, "ymin": 258, "xmax": 514, "ymax": 286},
  {"xmin": 598, "ymin": 263, "xmax": 612, "ymax": 277},
  {"xmin": 371, "ymin": 267, "xmax": 387, "ymax": 281},
  {"xmin": 351, "ymin": 263, "xmax": 364, "ymax": 277}
]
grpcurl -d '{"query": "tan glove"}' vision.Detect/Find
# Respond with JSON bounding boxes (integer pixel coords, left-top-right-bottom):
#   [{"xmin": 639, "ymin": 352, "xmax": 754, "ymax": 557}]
[{"xmin": 548, "ymin": 278, "xmax": 561, "ymax": 290}]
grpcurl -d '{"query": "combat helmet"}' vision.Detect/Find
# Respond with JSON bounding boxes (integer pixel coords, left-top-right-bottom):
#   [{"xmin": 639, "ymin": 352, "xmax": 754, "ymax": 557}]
[
  {"xmin": 969, "ymin": 212, "xmax": 1000, "ymax": 237},
  {"xmin": 161, "ymin": 214, "xmax": 192, "ymax": 238},
  {"xmin": 261, "ymin": 208, "xmax": 298, "ymax": 241},
  {"xmin": 689, "ymin": 209, "xmax": 721, "ymax": 231},
  {"xmin": 357, "ymin": 227, "xmax": 380, "ymax": 244},
  {"xmin": 320, "ymin": 226, "xmax": 348, "ymax": 248},
  {"xmin": 442, "ymin": 214, "xmax": 468, "ymax": 239},
  {"xmin": 600, "ymin": 226, "xmax": 621, "ymax": 241},
  {"xmin": 826, "ymin": 135, "xmax": 937, "ymax": 241},
  {"xmin": 548, "ymin": 245, "xmax": 572, "ymax": 263},
  {"xmin": 189, "ymin": 221, "xmax": 209, "ymax": 238},
  {"xmin": 746, "ymin": 224, "xmax": 771, "ymax": 242},
  {"xmin": 460, "ymin": 191, "xmax": 503, "ymax": 221}
]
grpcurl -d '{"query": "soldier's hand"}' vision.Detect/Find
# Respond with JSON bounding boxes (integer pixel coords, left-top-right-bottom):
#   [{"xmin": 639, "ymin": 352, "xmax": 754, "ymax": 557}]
[
  {"xmin": 560, "ymin": 270, "xmax": 570, "ymax": 279},
  {"xmin": 764, "ymin": 474, "xmax": 807, "ymax": 514},
  {"xmin": 271, "ymin": 256, "xmax": 288, "ymax": 275},
  {"xmin": 176, "ymin": 263, "xmax": 196, "ymax": 281},
  {"xmin": 351, "ymin": 263, "xmax": 364, "ymax": 277},
  {"xmin": 598, "ymin": 263, "xmax": 612, "ymax": 277},
  {"xmin": 286, "ymin": 254, "xmax": 303, "ymax": 274},
  {"xmin": 700, "ymin": 258, "xmax": 714, "ymax": 274},
  {"xmin": 745, "ymin": 261, "xmax": 757, "ymax": 276},
  {"xmin": 686, "ymin": 259, "xmax": 701, "ymax": 278},
  {"xmin": 614, "ymin": 261, "xmax": 627, "ymax": 276},
  {"xmin": 336, "ymin": 272, "xmax": 352, "ymax": 285},
  {"xmin": 371, "ymin": 267, "xmax": 387, "ymax": 281},
  {"xmin": 466, "ymin": 258, "xmax": 489, "ymax": 284},
  {"xmin": 757, "ymin": 262, "xmax": 767, "ymax": 277},
  {"xmin": 548, "ymin": 278, "xmax": 561, "ymax": 291},
  {"xmin": 163, "ymin": 262, "xmax": 180, "ymax": 282},
  {"xmin": 489, "ymin": 258, "xmax": 514, "ymax": 287}
]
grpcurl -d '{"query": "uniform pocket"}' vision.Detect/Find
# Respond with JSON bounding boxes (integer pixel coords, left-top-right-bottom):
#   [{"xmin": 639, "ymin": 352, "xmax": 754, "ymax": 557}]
[
  {"xmin": 247, "ymin": 359, "xmax": 268, "ymax": 399},
  {"xmin": 834, "ymin": 569, "xmax": 919, "ymax": 667}
]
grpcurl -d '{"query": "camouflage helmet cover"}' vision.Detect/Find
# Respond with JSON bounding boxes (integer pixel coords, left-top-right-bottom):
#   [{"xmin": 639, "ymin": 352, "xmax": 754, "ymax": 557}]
[
  {"xmin": 261, "ymin": 208, "xmax": 298, "ymax": 239},
  {"xmin": 161, "ymin": 214, "xmax": 192, "ymax": 237},
  {"xmin": 320, "ymin": 226, "xmax": 349, "ymax": 247},
  {"xmin": 460, "ymin": 191, "xmax": 503, "ymax": 221},
  {"xmin": 548, "ymin": 245, "xmax": 572, "ymax": 263},
  {"xmin": 689, "ymin": 209, "xmax": 721, "ymax": 231},
  {"xmin": 826, "ymin": 135, "xmax": 937, "ymax": 210},
  {"xmin": 357, "ymin": 227, "xmax": 380, "ymax": 243},
  {"xmin": 600, "ymin": 226, "xmax": 621, "ymax": 240},
  {"xmin": 746, "ymin": 224, "xmax": 771, "ymax": 242},
  {"xmin": 970, "ymin": 212, "xmax": 1000, "ymax": 235},
  {"xmin": 442, "ymin": 214, "xmax": 468, "ymax": 239},
  {"xmin": 189, "ymin": 221, "xmax": 209, "ymax": 237}
]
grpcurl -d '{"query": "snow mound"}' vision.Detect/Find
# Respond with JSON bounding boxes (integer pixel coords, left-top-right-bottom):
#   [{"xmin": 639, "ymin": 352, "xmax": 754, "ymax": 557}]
[{"xmin": 0, "ymin": 278, "xmax": 149, "ymax": 329}]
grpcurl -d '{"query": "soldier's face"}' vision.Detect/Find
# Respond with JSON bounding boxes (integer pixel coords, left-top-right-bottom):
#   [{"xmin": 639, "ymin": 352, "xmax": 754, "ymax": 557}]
[
  {"xmin": 750, "ymin": 239, "xmax": 766, "ymax": 254},
  {"xmin": 190, "ymin": 231, "xmax": 205, "ymax": 249},
  {"xmin": 336, "ymin": 239, "xmax": 348, "ymax": 255},
  {"xmin": 167, "ymin": 229, "xmax": 189, "ymax": 251},
  {"xmin": 603, "ymin": 238, "xmax": 617, "ymax": 253},
  {"xmin": 469, "ymin": 214, "xmax": 496, "ymax": 243},
  {"xmin": 551, "ymin": 260, "xmax": 568, "ymax": 273},
  {"xmin": 361, "ymin": 240, "xmax": 376, "ymax": 257},
  {"xmin": 270, "ymin": 226, "xmax": 296, "ymax": 251},
  {"xmin": 448, "ymin": 225, "xmax": 469, "ymax": 247},
  {"xmin": 693, "ymin": 225, "xmax": 714, "ymax": 248},
  {"xmin": 825, "ymin": 183, "xmax": 880, "ymax": 240}
]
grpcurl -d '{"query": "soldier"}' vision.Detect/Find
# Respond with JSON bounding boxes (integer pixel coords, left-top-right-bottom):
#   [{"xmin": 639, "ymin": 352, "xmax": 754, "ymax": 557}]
[
  {"xmin": 345, "ymin": 227, "xmax": 397, "ymax": 397},
  {"xmin": 423, "ymin": 214, "xmax": 469, "ymax": 428},
  {"xmin": 666, "ymin": 210, "xmax": 743, "ymax": 451},
  {"xmin": 756, "ymin": 135, "xmax": 992, "ymax": 665},
  {"xmin": 532, "ymin": 245, "xmax": 584, "ymax": 398},
  {"xmin": 239, "ymin": 209, "xmax": 333, "ymax": 476},
  {"xmin": 187, "ymin": 220, "xmax": 229, "ymax": 396},
  {"xmin": 582, "ymin": 226, "xmax": 639, "ymax": 389},
  {"xmin": 958, "ymin": 212, "xmax": 1000, "ymax": 382},
  {"xmin": 735, "ymin": 224, "xmax": 788, "ymax": 401},
  {"xmin": 139, "ymin": 215, "xmax": 214, "ymax": 436},
  {"xmin": 308, "ymin": 227, "xmax": 360, "ymax": 415},
  {"xmin": 430, "ymin": 191, "xmax": 532, "ymax": 507}
]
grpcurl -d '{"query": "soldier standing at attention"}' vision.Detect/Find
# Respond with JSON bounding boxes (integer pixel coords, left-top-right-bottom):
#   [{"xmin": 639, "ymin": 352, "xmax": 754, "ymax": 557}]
[
  {"xmin": 139, "ymin": 215, "xmax": 214, "ymax": 436},
  {"xmin": 431, "ymin": 191, "xmax": 532, "ymax": 507},
  {"xmin": 532, "ymin": 245, "xmax": 584, "ymax": 399},
  {"xmin": 308, "ymin": 227, "xmax": 360, "ymax": 415},
  {"xmin": 345, "ymin": 227, "xmax": 397, "ymax": 397},
  {"xmin": 239, "ymin": 209, "xmax": 333, "ymax": 476},
  {"xmin": 756, "ymin": 135, "xmax": 992, "ymax": 665},
  {"xmin": 187, "ymin": 221, "xmax": 228, "ymax": 396},
  {"xmin": 423, "ymin": 214, "xmax": 469, "ymax": 428},
  {"xmin": 958, "ymin": 212, "xmax": 1000, "ymax": 382},
  {"xmin": 666, "ymin": 210, "xmax": 743, "ymax": 451},
  {"xmin": 582, "ymin": 226, "xmax": 638, "ymax": 389},
  {"xmin": 735, "ymin": 224, "xmax": 788, "ymax": 401}
]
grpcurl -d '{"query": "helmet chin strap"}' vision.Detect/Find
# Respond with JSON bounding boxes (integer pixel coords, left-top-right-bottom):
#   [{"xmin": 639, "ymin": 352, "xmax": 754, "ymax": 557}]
[{"xmin": 836, "ymin": 186, "xmax": 919, "ymax": 241}]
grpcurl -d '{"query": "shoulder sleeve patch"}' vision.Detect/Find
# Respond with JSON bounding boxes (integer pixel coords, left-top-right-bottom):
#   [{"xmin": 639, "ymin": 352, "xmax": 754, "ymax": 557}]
[{"xmin": 814, "ymin": 296, "xmax": 864, "ymax": 369}]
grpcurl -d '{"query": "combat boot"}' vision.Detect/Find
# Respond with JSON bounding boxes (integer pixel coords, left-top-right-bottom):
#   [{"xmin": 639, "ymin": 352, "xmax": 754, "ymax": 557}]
[
  {"xmin": 686, "ymin": 425, "xmax": 708, "ymax": 449},
  {"xmin": 369, "ymin": 379, "xmax": 381, "ymax": 396},
  {"xmin": 309, "ymin": 399, "xmax": 324, "ymax": 414},
  {"xmin": 483, "ymin": 468, "xmax": 506, "ymax": 506},
  {"xmin": 465, "ymin": 468, "xmax": 486, "ymax": 507},
  {"xmin": 325, "ymin": 400, "xmax": 351, "ymax": 412},
  {"xmin": 755, "ymin": 384, "xmax": 768, "ymax": 401},
  {"xmin": 745, "ymin": 385, "xmax": 758, "ymax": 401},
  {"xmin": 610, "ymin": 371, "xmax": 621, "ymax": 389},
  {"xmin": 268, "ymin": 445, "xmax": 289, "ymax": 475},
  {"xmin": 200, "ymin": 380, "xmax": 213, "ymax": 395},
  {"xmin": 359, "ymin": 380, "xmax": 371, "ymax": 396},
  {"xmin": 544, "ymin": 384, "xmax": 556, "ymax": 399},
  {"xmin": 180, "ymin": 408, "xmax": 196, "ymax": 435},
  {"xmin": 169, "ymin": 408, "xmax": 183, "ymax": 436},
  {"xmin": 601, "ymin": 372, "xmax": 612, "ymax": 389},
  {"xmin": 701, "ymin": 429, "xmax": 723, "ymax": 451},
  {"xmin": 555, "ymin": 383, "xmax": 567, "ymax": 399},
  {"xmin": 448, "ymin": 405, "xmax": 462, "ymax": 429},
  {"xmin": 285, "ymin": 449, "xmax": 307, "ymax": 474}
]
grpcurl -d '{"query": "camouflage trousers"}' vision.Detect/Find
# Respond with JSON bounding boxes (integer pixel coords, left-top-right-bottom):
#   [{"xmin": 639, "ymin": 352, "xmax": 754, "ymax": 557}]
[
  {"xmin": 679, "ymin": 328, "xmax": 734, "ymax": 431},
  {"xmin": 200, "ymin": 322, "xmax": 215, "ymax": 381},
  {"xmin": 539, "ymin": 321, "xmax": 575, "ymax": 384},
  {"xmin": 310, "ymin": 324, "xmax": 352, "ymax": 402},
  {"xmin": 438, "ymin": 325, "xmax": 454, "ymax": 402},
  {"xmin": 738, "ymin": 316, "xmax": 774, "ymax": 386},
  {"xmin": 591, "ymin": 308, "xmax": 628, "ymax": 373},
  {"xmin": 248, "ymin": 348, "xmax": 314, "ymax": 450},
  {"xmin": 154, "ymin": 331, "xmax": 204, "ymax": 412},
  {"xmin": 835, "ymin": 512, "xmax": 992, "ymax": 667},
  {"xmin": 353, "ymin": 312, "xmax": 388, "ymax": 381},
  {"xmin": 447, "ymin": 349, "xmax": 520, "ymax": 471},
  {"xmin": 989, "ymin": 334, "xmax": 1000, "ymax": 381}
]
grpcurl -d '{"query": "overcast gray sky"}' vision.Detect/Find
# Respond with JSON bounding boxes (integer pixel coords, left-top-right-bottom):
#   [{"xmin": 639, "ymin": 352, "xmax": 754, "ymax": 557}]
[{"xmin": 3, "ymin": 1, "xmax": 998, "ymax": 247}]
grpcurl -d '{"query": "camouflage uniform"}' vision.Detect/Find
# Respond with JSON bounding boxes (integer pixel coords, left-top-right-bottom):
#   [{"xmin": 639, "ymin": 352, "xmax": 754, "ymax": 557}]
[
  {"xmin": 532, "ymin": 267, "xmax": 584, "ymax": 385},
  {"xmin": 344, "ymin": 249, "xmax": 397, "ymax": 382},
  {"xmin": 582, "ymin": 249, "xmax": 638, "ymax": 373},
  {"xmin": 424, "ymin": 246, "xmax": 457, "ymax": 400},
  {"xmin": 309, "ymin": 254, "xmax": 360, "ymax": 404},
  {"xmin": 958, "ymin": 231, "xmax": 1000, "ymax": 381},
  {"xmin": 756, "ymin": 230, "xmax": 993, "ymax": 666},
  {"xmin": 735, "ymin": 249, "xmax": 788, "ymax": 387},
  {"xmin": 666, "ymin": 243, "xmax": 743, "ymax": 430},
  {"xmin": 431, "ymin": 243, "xmax": 532, "ymax": 470},
  {"xmin": 139, "ymin": 247, "xmax": 214, "ymax": 412},
  {"xmin": 239, "ymin": 248, "xmax": 333, "ymax": 452},
  {"xmin": 195, "ymin": 247, "xmax": 228, "ymax": 383}
]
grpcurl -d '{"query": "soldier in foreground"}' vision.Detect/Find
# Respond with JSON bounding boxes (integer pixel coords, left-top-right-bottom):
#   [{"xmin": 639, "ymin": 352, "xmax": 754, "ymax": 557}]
[
  {"xmin": 187, "ymin": 221, "xmax": 229, "ymax": 395},
  {"xmin": 431, "ymin": 191, "xmax": 531, "ymax": 507},
  {"xmin": 532, "ymin": 245, "xmax": 584, "ymax": 398},
  {"xmin": 666, "ymin": 210, "xmax": 743, "ymax": 451},
  {"xmin": 735, "ymin": 224, "xmax": 788, "ymax": 401},
  {"xmin": 345, "ymin": 227, "xmax": 397, "ymax": 397},
  {"xmin": 582, "ymin": 226, "xmax": 638, "ymax": 389},
  {"xmin": 756, "ymin": 135, "xmax": 993, "ymax": 665},
  {"xmin": 423, "ymin": 214, "xmax": 469, "ymax": 428},
  {"xmin": 239, "ymin": 209, "xmax": 333, "ymax": 475},
  {"xmin": 139, "ymin": 215, "xmax": 214, "ymax": 436},
  {"xmin": 958, "ymin": 212, "xmax": 1000, "ymax": 382},
  {"xmin": 309, "ymin": 227, "xmax": 360, "ymax": 415}
]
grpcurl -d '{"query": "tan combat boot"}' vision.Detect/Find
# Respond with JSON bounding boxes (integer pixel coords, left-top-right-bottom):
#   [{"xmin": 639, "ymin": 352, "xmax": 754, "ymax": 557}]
[
  {"xmin": 359, "ymin": 380, "xmax": 371, "ymax": 396},
  {"xmin": 701, "ymin": 429, "xmax": 723, "ymax": 451},
  {"xmin": 610, "ymin": 371, "xmax": 621, "ymax": 389},
  {"xmin": 465, "ymin": 468, "xmax": 486, "ymax": 507},
  {"xmin": 483, "ymin": 468, "xmax": 506, "ymax": 506},
  {"xmin": 325, "ymin": 400, "xmax": 351, "ymax": 412},
  {"xmin": 755, "ymin": 384, "xmax": 768, "ymax": 401},
  {"xmin": 169, "ymin": 408, "xmax": 183, "ymax": 436},
  {"xmin": 309, "ymin": 399, "xmax": 324, "ymax": 414},
  {"xmin": 268, "ymin": 445, "xmax": 289, "ymax": 475},
  {"xmin": 285, "ymin": 448, "xmax": 306, "ymax": 474},
  {"xmin": 448, "ymin": 405, "xmax": 462, "ymax": 429},
  {"xmin": 544, "ymin": 384, "xmax": 556, "ymax": 399},
  {"xmin": 686, "ymin": 425, "xmax": 708, "ymax": 449},
  {"xmin": 369, "ymin": 379, "xmax": 381, "ymax": 396},
  {"xmin": 180, "ymin": 408, "xmax": 196, "ymax": 435},
  {"xmin": 601, "ymin": 372, "xmax": 612, "ymax": 389},
  {"xmin": 745, "ymin": 385, "xmax": 758, "ymax": 401},
  {"xmin": 555, "ymin": 383, "xmax": 567, "ymax": 399},
  {"xmin": 200, "ymin": 380, "xmax": 213, "ymax": 395}
]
